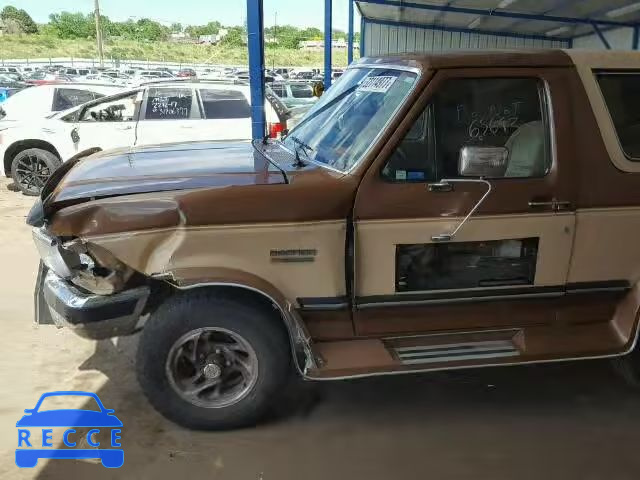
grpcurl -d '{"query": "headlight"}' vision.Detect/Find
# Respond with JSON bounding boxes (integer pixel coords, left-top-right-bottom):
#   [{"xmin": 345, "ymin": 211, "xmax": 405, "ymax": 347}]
[
  {"xmin": 32, "ymin": 227, "xmax": 78, "ymax": 279},
  {"xmin": 32, "ymin": 227, "xmax": 134, "ymax": 295}
]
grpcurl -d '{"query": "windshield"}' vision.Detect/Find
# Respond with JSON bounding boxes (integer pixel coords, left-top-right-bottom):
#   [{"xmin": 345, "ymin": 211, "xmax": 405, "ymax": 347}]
[{"xmin": 281, "ymin": 67, "xmax": 418, "ymax": 172}]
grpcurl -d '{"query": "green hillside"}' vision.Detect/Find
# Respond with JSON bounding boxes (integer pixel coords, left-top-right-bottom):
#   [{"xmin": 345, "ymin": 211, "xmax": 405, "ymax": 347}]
[{"xmin": 0, "ymin": 34, "xmax": 352, "ymax": 67}]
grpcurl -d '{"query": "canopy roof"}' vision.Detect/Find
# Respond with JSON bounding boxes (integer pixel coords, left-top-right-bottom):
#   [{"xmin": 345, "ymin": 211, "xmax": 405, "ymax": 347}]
[{"xmin": 356, "ymin": 0, "xmax": 640, "ymax": 41}]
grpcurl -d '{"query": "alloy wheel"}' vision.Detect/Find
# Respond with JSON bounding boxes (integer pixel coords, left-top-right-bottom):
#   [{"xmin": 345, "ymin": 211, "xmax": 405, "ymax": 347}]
[
  {"xmin": 165, "ymin": 327, "xmax": 259, "ymax": 409},
  {"xmin": 14, "ymin": 154, "xmax": 50, "ymax": 195}
]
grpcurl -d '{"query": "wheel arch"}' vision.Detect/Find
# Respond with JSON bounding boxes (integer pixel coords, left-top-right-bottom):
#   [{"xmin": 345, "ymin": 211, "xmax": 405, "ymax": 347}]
[
  {"xmin": 4, "ymin": 139, "xmax": 61, "ymax": 176},
  {"xmin": 166, "ymin": 275, "xmax": 310, "ymax": 375}
]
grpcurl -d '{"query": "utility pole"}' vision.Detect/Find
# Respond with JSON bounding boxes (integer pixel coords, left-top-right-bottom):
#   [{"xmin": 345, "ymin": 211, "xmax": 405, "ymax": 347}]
[
  {"xmin": 273, "ymin": 12, "xmax": 277, "ymax": 70},
  {"xmin": 94, "ymin": 0, "xmax": 104, "ymax": 68}
]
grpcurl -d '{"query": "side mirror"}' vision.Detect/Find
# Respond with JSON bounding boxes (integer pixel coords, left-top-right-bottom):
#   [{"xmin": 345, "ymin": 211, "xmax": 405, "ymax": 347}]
[
  {"xmin": 23, "ymin": 409, "xmax": 34, "ymax": 414},
  {"xmin": 458, "ymin": 146, "xmax": 508, "ymax": 177}
]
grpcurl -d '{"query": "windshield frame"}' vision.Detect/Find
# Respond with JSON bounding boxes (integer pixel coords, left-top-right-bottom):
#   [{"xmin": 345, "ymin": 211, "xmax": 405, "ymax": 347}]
[{"xmin": 278, "ymin": 63, "xmax": 422, "ymax": 175}]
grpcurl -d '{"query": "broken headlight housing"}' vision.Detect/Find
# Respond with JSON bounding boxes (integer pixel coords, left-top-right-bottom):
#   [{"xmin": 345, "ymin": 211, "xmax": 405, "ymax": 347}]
[{"xmin": 32, "ymin": 227, "xmax": 133, "ymax": 295}]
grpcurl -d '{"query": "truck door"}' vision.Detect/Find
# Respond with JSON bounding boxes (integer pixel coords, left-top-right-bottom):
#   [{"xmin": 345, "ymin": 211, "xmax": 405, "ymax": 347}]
[{"xmin": 352, "ymin": 68, "xmax": 577, "ymax": 336}]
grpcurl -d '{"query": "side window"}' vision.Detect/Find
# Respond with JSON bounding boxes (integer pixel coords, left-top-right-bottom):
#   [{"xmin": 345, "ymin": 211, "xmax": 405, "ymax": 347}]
[
  {"xmin": 596, "ymin": 73, "xmax": 640, "ymax": 160},
  {"xmin": 199, "ymin": 89, "xmax": 251, "ymax": 119},
  {"xmin": 80, "ymin": 92, "xmax": 138, "ymax": 122},
  {"xmin": 383, "ymin": 78, "xmax": 551, "ymax": 182},
  {"xmin": 144, "ymin": 87, "xmax": 195, "ymax": 120},
  {"xmin": 396, "ymin": 238, "xmax": 539, "ymax": 292},
  {"xmin": 52, "ymin": 88, "xmax": 101, "ymax": 112},
  {"xmin": 290, "ymin": 84, "xmax": 314, "ymax": 99}
]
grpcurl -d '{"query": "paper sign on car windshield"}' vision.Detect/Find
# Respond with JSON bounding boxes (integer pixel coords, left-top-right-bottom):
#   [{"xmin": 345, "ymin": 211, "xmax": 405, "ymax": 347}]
[{"xmin": 357, "ymin": 76, "xmax": 397, "ymax": 93}]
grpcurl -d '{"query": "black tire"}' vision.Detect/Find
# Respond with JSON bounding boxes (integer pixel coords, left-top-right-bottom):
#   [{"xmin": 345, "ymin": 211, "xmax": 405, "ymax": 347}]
[
  {"xmin": 136, "ymin": 292, "xmax": 291, "ymax": 430},
  {"xmin": 612, "ymin": 348, "xmax": 640, "ymax": 388},
  {"xmin": 10, "ymin": 148, "xmax": 61, "ymax": 196}
]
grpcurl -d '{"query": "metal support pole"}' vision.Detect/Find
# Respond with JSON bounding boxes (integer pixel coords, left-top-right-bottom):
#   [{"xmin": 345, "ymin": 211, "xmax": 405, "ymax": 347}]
[
  {"xmin": 94, "ymin": 0, "xmax": 104, "ymax": 68},
  {"xmin": 347, "ymin": 0, "xmax": 354, "ymax": 65},
  {"xmin": 247, "ymin": 0, "xmax": 266, "ymax": 140},
  {"xmin": 592, "ymin": 23, "xmax": 611, "ymax": 50},
  {"xmin": 324, "ymin": 0, "xmax": 333, "ymax": 89},
  {"xmin": 360, "ymin": 15, "xmax": 366, "ymax": 57},
  {"xmin": 633, "ymin": 26, "xmax": 640, "ymax": 50}
]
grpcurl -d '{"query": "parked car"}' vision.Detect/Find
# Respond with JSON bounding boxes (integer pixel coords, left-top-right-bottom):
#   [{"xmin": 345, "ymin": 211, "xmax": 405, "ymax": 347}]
[
  {"xmin": 0, "ymin": 74, "xmax": 30, "ymax": 102},
  {"xmin": 25, "ymin": 71, "xmax": 76, "ymax": 85},
  {"xmin": 0, "ymin": 84, "xmax": 122, "ymax": 122},
  {"xmin": 273, "ymin": 67, "xmax": 291, "ymax": 79},
  {"xmin": 198, "ymin": 68, "xmax": 225, "ymax": 80},
  {"xmin": 1, "ymin": 81, "xmax": 291, "ymax": 194},
  {"xmin": 27, "ymin": 50, "xmax": 640, "ymax": 431},
  {"xmin": 293, "ymin": 69, "xmax": 315, "ymax": 80},
  {"xmin": 2, "ymin": 71, "xmax": 25, "ymax": 82},
  {"xmin": 268, "ymin": 81, "xmax": 317, "ymax": 108},
  {"xmin": 177, "ymin": 68, "xmax": 197, "ymax": 78},
  {"xmin": 235, "ymin": 70, "xmax": 276, "ymax": 83},
  {"xmin": 19, "ymin": 66, "xmax": 40, "ymax": 74},
  {"xmin": 0, "ymin": 65, "xmax": 22, "ymax": 75},
  {"xmin": 82, "ymin": 74, "xmax": 123, "ymax": 85}
]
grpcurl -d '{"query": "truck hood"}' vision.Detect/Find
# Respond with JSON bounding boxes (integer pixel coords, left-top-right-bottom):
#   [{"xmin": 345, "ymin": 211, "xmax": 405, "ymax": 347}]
[{"xmin": 45, "ymin": 141, "xmax": 287, "ymax": 206}]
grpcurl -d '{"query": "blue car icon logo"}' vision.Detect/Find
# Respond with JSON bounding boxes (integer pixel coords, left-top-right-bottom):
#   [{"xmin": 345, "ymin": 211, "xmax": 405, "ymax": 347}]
[{"xmin": 16, "ymin": 391, "xmax": 123, "ymax": 468}]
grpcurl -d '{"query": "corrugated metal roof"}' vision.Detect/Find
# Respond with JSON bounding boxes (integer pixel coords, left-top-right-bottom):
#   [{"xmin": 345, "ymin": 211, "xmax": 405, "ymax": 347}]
[{"xmin": 356, "ymin": 0, "xmax": 640, "ymax": 40}]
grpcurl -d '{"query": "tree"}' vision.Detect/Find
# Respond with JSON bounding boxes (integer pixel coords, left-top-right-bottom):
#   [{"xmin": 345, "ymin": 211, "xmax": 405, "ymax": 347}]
[
  {"xmin": 134, "ymin": 18, "xmax": 169, "ymax": 41},
  {"xmin": 1, "ymin": 5, "xmax": 38, "ymax": 33},
  {"xmin": 332, "ymin": 28, "xmax": 346, "ymax": 40},
  {"xmin": 171, "ymin": 22, "xmax": 182, "ymax": 33},
  {"xmin": 220, "ymin": 26, "xmax": 246, "ymax": 47},
  {"xmin": 185, "ymin": 21, "xmax": 221, "ymax": 38},
  {"xmin": 49, "ymin": 12, "xmax": 93, "ymax": 39}
]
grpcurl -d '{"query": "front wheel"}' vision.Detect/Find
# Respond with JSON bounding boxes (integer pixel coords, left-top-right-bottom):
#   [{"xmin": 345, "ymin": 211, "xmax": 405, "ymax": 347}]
[
  {"xmin": 136, "ymin": 292, "xmax": 291, "ymax": 430},
  {"xmin": 10, "ymin": 148, "xmax": 61, "ymax": 196}
]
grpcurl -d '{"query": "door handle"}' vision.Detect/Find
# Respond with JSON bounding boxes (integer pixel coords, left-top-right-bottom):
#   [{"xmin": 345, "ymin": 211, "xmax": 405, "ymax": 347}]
[
  {"xmin": 428, "ymin": 181, "xmax": 454, "ymax": 193},
  {"xmin": 528, "ymin": 200, "xmax": 555, "ymax": 209},
  {"xmin": 554, "ymin": 201, "xmax": 572, "ymax": 211},
  {"xmin": 528, "ymin": 200, "xmax": 572, "ymax": 211}
]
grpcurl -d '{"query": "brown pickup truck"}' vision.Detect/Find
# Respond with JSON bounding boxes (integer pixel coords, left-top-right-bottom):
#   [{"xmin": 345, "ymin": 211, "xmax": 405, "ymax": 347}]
[{"xmin": 28, "ymin": 50, "xmax": 640, "ymax": 430}]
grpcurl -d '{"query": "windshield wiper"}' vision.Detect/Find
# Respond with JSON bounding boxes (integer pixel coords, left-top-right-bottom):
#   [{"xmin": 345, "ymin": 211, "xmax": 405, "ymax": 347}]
[{"xmin": 288, "ymin": 135, "xmax": 314, "ymax": 168}]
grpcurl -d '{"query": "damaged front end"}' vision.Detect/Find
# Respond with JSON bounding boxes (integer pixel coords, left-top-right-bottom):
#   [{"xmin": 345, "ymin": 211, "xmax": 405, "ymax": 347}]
[{"xmin": 32, "ymin": 226, "xmax": 150, "ymax": 340}]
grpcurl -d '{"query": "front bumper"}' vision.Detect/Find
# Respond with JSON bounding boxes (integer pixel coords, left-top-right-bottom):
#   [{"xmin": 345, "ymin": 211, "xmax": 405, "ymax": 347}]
[{"xmin": 36, "ymin": 265, "xmax": 150, "ymax": 340}]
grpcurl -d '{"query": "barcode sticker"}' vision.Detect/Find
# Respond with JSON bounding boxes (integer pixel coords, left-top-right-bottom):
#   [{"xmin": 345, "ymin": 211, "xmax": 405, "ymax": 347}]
[{"xmin": 357, "ymin": 75, "xmax": 397, "ymax": 93}]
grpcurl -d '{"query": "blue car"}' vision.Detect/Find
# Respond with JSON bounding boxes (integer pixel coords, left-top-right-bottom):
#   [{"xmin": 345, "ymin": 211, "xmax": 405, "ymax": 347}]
[{"xmin": 16, "ymin": 391, "xmax": 123, "ymax": 468}]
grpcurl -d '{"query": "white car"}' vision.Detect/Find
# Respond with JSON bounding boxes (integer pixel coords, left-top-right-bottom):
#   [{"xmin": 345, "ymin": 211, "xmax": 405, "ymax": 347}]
[
  {"xmin": 0, "ymin": 84, "xmax": 123, "ymax": 121},
  {"xmin": 127, "ymin": 70, "xmax": 176, "ymax": 85},
  {"xmin": 0, "ymin": 65, "xmax": 22, "ymax": 75},
  {"xmin": 0, "ymin": 81, "xmax": 291, "ymax": 195}
]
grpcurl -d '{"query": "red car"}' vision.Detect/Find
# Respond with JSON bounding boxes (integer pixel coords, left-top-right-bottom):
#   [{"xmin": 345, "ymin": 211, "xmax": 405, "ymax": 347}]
[{"xmin": 176, "ymin": 68, "xmax": 196, "ymax": 78}]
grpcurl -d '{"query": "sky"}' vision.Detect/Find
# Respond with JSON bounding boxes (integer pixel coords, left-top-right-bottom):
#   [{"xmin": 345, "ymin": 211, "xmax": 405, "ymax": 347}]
[{"xmin": 1, "ymin": 0, "xmax": 360, "ymax": 31}]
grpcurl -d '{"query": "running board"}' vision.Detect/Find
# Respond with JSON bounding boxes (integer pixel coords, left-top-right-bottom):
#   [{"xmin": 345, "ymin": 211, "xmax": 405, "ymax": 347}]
[
  {"xmin": 393, "ymin": 340, "xmax": 520, "ymax": 366},
  {"xmin": 305, "ymin": 322, "xmax": 627, "ymax": 380}
]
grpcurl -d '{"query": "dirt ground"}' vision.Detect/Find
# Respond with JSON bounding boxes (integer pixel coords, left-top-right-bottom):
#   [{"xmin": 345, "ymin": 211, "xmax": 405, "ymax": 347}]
[{"xmin": 1, "ymin": 175, "xmax": 640, "ymax": 480}]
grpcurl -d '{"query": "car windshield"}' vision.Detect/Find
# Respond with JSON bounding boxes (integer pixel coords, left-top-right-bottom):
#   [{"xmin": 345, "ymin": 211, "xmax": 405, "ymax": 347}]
[{"xmin": 281, "ymin": 67, "xmax": 418, "ymax": 172}]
